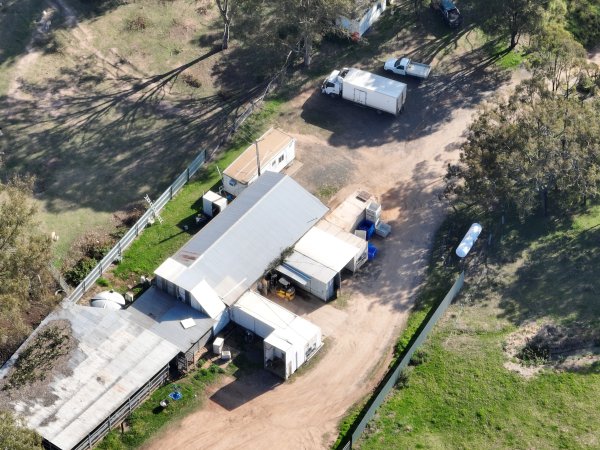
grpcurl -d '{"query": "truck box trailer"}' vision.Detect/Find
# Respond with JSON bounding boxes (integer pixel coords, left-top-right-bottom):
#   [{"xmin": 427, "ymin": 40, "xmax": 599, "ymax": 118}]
[{"xmin": 321, "ymin": 67, "xmax": 407, "ymax": 116}]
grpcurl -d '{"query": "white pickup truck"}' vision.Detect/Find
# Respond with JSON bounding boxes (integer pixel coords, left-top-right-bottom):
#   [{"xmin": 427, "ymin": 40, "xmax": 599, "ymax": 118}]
[{"xmin": 384, "ymin": 57, "xmax": 431, "ymax": 79}]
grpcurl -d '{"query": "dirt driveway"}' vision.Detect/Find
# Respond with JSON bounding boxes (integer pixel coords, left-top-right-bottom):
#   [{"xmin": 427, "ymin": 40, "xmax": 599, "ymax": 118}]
[{"xmin": 144, "ymin": 58, "xmax": 527, "ymax": 450}]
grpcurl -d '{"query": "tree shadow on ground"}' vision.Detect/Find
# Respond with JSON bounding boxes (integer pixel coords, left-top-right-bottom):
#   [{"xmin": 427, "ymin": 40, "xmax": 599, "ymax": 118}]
[
  {"xmin": 299, "ymin": 47, "xmax": 509, "ymax": 149},
  {"xmin": 0, "ymin": 48, "xmax": 262, "ymax": 214},
  {"xmin": 347, "ymin": 160, "xmax": 451, "ymax": 312},
  {"xmin": 498, "ymin": 225, "xmax": 600, "ymax": 327}
]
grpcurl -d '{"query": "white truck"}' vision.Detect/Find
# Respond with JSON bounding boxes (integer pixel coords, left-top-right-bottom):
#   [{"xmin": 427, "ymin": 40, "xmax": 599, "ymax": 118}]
[
  {"xmin": 321, "ymin": 67, "xmax": 407, "ymax": 116},
  {"xmin": 384, "ymin": 57, "xmax": 431, "ymax": 79}
]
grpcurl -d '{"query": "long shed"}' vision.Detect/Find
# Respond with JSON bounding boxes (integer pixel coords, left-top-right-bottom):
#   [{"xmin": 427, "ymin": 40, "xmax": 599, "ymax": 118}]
[{"xmin": 154, "ymin": 172, "xmax": 328, "ymax": 308}]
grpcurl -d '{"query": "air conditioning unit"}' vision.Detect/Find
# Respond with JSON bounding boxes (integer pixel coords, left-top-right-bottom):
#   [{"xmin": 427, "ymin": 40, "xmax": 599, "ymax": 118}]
[{"xmin": 213, "ymin": 337, "xmax": 225, "ymax": 355}]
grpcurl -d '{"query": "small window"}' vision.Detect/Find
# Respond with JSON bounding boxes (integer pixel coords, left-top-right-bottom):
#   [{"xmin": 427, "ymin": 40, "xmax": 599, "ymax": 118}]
[
  {"xmin": 278, "ymin": 155, "xmax": 285, "ymax": 163},
  {"xmin": 229, "ymin": 179, "xmax": 237, "ymax": 186},
  {"xmin": 326, "ymin": 82, "xmax": 334, "ymax": 88},
  {"xmin": 272, "ymin": 160, "xmax": 276, "ymax": 166}
]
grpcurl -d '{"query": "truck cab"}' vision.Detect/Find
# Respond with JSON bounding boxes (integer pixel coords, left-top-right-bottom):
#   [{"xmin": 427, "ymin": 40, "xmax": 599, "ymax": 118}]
[
  {"xmin": 321, "ymin": 69, "xmax": 343, "ymax": 96},
  {"xmin": 430, "ymin": 0, "xmax": 462, "ymax": 28}
]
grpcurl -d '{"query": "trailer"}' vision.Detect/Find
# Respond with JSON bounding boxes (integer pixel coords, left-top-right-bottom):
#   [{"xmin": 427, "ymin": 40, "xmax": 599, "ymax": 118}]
[
  {"xmin": 321, "ymin": 67, "xmax": 407, "ymax": 116},
  {"xmin": 384, "ymin": 57, "xmax": 431, "ymax": 79},
  {"xmin": 222, "ymin": 128, "xmax": 295, "ymax": 197}
]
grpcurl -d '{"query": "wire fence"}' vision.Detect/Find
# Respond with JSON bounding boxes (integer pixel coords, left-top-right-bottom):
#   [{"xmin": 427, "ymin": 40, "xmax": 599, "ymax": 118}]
[
  {"xmin": 62, "ymin": 149, "xmax": 206, "ymax": 305},
  {"xmin": 338, "ymin": 271, "xmax": 465, "ymax": 449}
]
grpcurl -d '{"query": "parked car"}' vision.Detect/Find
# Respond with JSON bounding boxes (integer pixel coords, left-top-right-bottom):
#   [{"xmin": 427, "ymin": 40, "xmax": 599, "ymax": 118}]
[
  {"xmin": 430, "ymin": 0, "xmax": 462, "ymax": 28},
  {"xmin": 384, "ymin": 57, "xmax": 431, "ymax": 79}
]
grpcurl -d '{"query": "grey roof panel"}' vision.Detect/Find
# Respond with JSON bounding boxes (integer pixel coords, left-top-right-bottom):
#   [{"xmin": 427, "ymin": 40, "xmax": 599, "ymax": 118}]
[{"xmin": 127, "ymin": 287, "xmax": 215, "ymax": 352}]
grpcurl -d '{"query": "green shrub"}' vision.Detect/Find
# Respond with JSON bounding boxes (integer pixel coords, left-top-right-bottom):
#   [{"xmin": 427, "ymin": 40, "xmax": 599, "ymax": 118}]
[
  {"xmin": 126, "ymin": 15, "xmax": 149, "ymax": 32},
  {"xmin": 96, "ymin": 277, "xmax": 110, "ymax": 287},
  {"xmin": 64, "ymin": 257, "xmax": 97, "ymax": 285}
]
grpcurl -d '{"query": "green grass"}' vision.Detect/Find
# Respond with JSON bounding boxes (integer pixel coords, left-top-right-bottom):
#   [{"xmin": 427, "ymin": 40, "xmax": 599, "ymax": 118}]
[
  {"xmin": 112, "ymin": 99, "xmax": 282, "ymax": 283},
  {"xmin": 354, "ymin": 206, "xmax": 600, "ymax": 449},
  {"xmin": 97, "ymin": 363, "xmax": 225, "ymax": 450}
]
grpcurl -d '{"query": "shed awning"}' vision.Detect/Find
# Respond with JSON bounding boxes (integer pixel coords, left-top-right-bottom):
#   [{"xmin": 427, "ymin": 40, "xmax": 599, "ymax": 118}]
[{"xmin": 276, "ymin": 264, "xmax": 309, "ymax": 286}]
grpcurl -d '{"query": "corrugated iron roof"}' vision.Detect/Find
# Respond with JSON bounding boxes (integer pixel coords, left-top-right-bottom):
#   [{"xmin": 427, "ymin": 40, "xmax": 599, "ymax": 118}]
[
  {"xmin": 155, "ymin": 173, "xmax": 328, "ymax": 305},
  {"xmin": 223, "ymin": 128, "xmax": 294, "ymax": 183},
  {"xmin": 1, "ymin": 306, "xmax": 180, "ymax": 450}
]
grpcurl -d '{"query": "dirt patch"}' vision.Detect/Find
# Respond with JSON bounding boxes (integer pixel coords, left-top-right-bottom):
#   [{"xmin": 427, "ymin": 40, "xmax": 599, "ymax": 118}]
[{"xmin": 504, "ymin": 321, "xmax": 600, "ymax": 378}]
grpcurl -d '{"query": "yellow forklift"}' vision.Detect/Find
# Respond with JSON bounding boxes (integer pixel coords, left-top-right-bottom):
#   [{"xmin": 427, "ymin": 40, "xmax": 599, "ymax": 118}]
[
  {"xmin": 264, "ymin": 272, "xmax": 295, "ymax": 301},
  {"xmin": 275, "ymin": 277, "xmax": 295, "ymax": 301}
]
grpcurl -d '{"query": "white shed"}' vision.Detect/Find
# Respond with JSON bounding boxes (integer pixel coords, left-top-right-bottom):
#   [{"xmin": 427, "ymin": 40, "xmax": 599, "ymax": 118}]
[
  {"xmin": 277, "ymin": 250, "xmax": 338, "ymax": 301},
  {"xmin": 202, "ymin": 191, "xmax": 227, "ymax": 218},
  {"xmin": 230, "ymin": 291, "xmax": 322, "ymax": 379},
  {"xmin": 337, "ymin": 0, "xmax": 387, "ymax": 38},
  {"xmin": 222, "ymin": 128, "xmax": 296, "ymax": 197}
]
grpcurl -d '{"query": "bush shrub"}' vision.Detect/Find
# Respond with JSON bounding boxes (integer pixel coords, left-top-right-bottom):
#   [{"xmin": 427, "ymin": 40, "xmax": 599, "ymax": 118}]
[
  {"xmin": 126, "ymin": 15, "xmax": 149, "ymax": 32},
  {"xmin": 64, "ymin": 257, "xmax": 97, "ymax": 286}
]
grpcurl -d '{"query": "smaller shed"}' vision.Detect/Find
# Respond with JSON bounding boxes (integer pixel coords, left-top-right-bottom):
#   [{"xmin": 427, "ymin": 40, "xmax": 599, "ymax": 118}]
[
  {"xmin": 202, "ymin": 191, "xmax": 227, "ymax": 218},
  {"xmin": 337, "ymin": 0, "xmax": 387, "ymax": 38},
  {"xmin": 222, "ymin": 128, "xmax": 296, "ymax": 197},
  {"xmin": 230, "ymin": 291, "xmax": 322, "ymax": 379},
  {"xmin": 325, "ymin": 190, "xmax": 375, "ymax": 232},
  {"xmin": 279, "ymin": 226, "xmax": 366, "ymax": 301},
  {"xmin": 278, "ymin": 250, "xmax": 338, "ymax": 301}
]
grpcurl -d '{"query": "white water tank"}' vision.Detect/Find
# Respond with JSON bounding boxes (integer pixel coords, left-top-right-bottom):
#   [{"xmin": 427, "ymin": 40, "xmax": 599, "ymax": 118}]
[
  {"xmin": 91, "ymin": 290, "xmax": 126, "ymax": 310},
  {"xmin": 456, "ymin": 223, "xmax": 483, "ymax": 258}
]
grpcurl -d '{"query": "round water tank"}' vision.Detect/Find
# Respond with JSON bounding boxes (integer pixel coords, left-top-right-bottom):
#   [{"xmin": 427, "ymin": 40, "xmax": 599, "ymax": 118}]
[
  {"xmin": 91, "ymin": 290, "xmax": 126, "ymax": 309},
  {"xmin": 91, "ymin": 299, "xmax": 123, "ymax": 310}
]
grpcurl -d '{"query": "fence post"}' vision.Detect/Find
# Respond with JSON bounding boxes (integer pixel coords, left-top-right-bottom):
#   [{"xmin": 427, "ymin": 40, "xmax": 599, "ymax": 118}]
[
  {"xmin": 186, "ymin": 167, "xmax": 190, "ymax": 182},
  {"xmin": 135, "ymin": 222, "xmax": 139, "ymax": 236},
  {"xmin": 170, "ymin": 185, "xmax": 173, "ymax": 199}
]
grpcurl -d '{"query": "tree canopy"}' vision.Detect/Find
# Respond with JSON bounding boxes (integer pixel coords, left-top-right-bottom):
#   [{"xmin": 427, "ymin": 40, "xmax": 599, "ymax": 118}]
[
  {"xmin": 446, "ymin": 80, "xmax": 600, "ymax": 217},
  {"xmin": 0, "ymin": 410, "xmax": 42, "ymax": 450},
  {"xmin": 479, "ymin": 0, "xmax": 547, "ymax": 49},
  {"xmin": 0, "ymin": 177, "xmax": 55, "ymax": 364}
]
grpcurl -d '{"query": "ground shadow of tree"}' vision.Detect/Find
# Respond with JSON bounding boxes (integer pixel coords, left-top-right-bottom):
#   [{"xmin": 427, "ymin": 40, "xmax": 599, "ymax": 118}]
[
  {"xmin": 0, "ymin": 49, "xmax": 264, "ymax": 214},
  {"xmin": 498, "ymin": 225, "xmax": 600, "ymax": 327}
]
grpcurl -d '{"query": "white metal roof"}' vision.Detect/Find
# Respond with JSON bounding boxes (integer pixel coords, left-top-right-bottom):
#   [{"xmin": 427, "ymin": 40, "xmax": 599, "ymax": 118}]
[
  {"xmin": 203, "ymin": 190, "xmax": 224, "ymax": 203},
  {"xmin": 232, "ymin": 291, "xmax": 321, "ymax": 349},
  {"xmin": 223, "ymin": 128, "xmax": 294, "ymax": 183},
  {"xmin": 155, "ymin": 173, "xmax": 328, "ymax": 305},
  {"xmin": 189, "ymin": 280, "xmax": 226, "ymax": 319},
  {"xmin": 279, "ymin": 250, "xmax": 337, "ymax": 284},
  {"xmin": 294, "ymin": 227, "xmax": 360, "ymax": 273},
  {"xmin": 344, "ymin": 68, "xmax": 407, "ymax": 98},
  {"xmin": 315, "ymin": 219, "xmax": 368, "ymax": 251},
  {"xmin": 232, "ymin": 291, "xmax": 297, "ymax": 333},
  {"xmin": 0, "ymin": 306, "xmax": 180, "ymax": 450}
]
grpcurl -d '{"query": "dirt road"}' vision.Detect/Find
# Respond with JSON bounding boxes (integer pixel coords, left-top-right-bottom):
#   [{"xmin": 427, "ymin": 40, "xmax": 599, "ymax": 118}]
[{"xmin": 145, "ymin": 58, "xmax": 527, "ymax": 449}]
